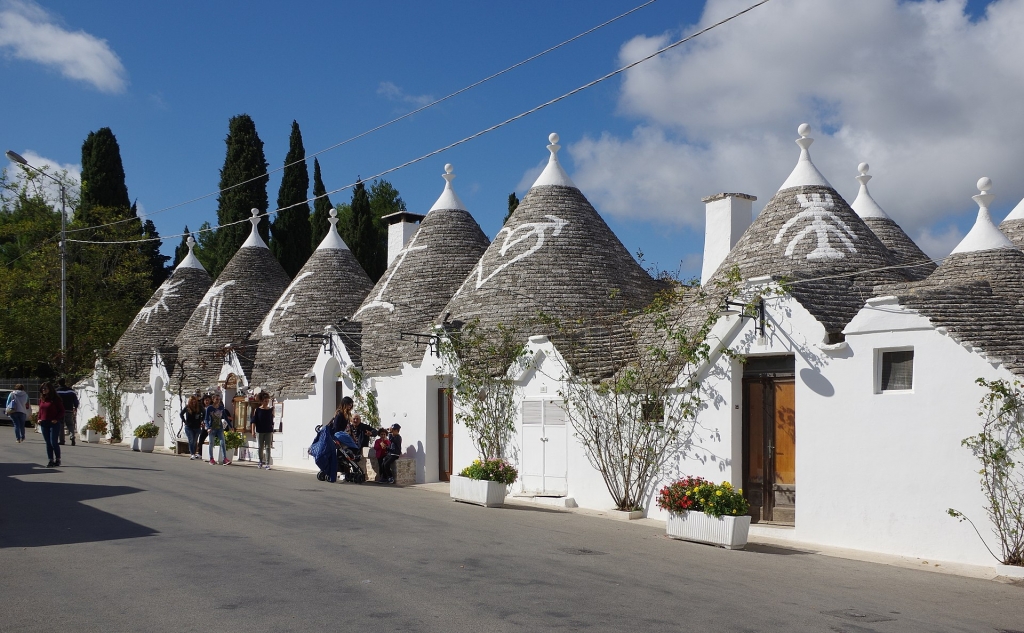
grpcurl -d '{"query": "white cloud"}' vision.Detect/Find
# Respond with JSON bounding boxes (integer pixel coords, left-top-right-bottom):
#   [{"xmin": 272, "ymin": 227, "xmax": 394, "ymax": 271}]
[
  {"xmin": 377, "ymin": 81, "xmax": 433, "ymax": 107},
  {"xmin": 0, "ymin": 0, "xmax": 127, "ymax": 93},
  {"xmin": 915, "ymin": 224, "xmax": 965, "ymax": 260},
  {"xmin": 568, "ymin": 0, "xmax": 1024, "ymax": 258}
]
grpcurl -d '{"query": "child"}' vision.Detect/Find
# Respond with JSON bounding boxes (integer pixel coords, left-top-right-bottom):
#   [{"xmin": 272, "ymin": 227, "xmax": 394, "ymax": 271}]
[
  {"xmin": 380, "ymin": 424, "xmax": 402, "ymax": 484},
  {"xmin": 372, "ymin": 428, "xmax": 390, "ymax": 482}
]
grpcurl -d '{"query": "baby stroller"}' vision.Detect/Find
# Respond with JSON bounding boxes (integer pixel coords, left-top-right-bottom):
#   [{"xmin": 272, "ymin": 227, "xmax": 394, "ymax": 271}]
[{"xmin": 310, "ymin": 424, "xmax": 366, "ymax": 483}]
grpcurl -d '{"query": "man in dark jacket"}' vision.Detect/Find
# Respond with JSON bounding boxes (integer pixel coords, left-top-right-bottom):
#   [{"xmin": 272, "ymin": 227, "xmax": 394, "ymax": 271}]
[
  {"xmin": 346, "ymin": 414, "xmax": 375, "ymax": 450},
  {"xmin": 56, "ymin": 378, "xmax": 79, "ymax": 446}
]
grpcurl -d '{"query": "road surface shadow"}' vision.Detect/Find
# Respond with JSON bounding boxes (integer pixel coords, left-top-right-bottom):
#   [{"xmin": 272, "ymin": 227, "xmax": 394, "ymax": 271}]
[
  {"xmin": 744, "ymin": 542, "xmax": 814, "ymax": 556},
  {"xmin": 0, "ymin": 462, "xmax": 157, "ymax": 548}
]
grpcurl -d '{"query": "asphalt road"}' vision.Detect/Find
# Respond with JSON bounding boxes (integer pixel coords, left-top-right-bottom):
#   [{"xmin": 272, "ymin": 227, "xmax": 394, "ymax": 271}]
[{"xmin": 1, "ymin": 434, "xmax": 1021, "ymax": 633}]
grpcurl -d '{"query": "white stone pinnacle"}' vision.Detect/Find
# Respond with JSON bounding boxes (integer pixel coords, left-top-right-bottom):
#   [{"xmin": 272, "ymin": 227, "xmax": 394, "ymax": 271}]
[
  {"xmin": 850, "ymin": 162, "xmax": 890, "ymax": 220},
  {"xmin": 531, "ymin": 132, "xmax": 577, "ymax": 189},
  {"xmin": 316, "ymin": 207, "xmax": 350, "ymax": 250},
  {"xmin": 950, "ymin": 177, "xmax": 1014, "ymax": 254},
  {"xmin": 241, "ymin": 208, "xmax": 269, "ymax": 249},
  {"xmin": 429, "ymin": 162, "xmax": 467, "ymax": 212},
  {"xmin": 175, "ymin": 234, "xmax": 207, "ymax": 271},
  {"xmin": 779, "ymin": 123, "xmax": 832, "ymax": 191}
]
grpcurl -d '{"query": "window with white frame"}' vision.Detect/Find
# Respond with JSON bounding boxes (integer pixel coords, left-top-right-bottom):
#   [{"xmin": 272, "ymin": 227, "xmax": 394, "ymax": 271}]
[{"xmin": 878, "ymin": 349, "xmax": 914, "ymax": 392}]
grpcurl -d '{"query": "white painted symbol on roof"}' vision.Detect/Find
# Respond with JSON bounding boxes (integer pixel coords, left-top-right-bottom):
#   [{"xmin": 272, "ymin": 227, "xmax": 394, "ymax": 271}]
[
  {"xmin": 355, "ymin": 232, "xmax": 427, "ymax": 316},
  {"xmin": 197, "ymin": 280, "xmax": 236, "ymax": 336},
  {"xmin": 463, "ymin": 215, "xmax": 568, "ymax": 292},
  {"xmin": 773, "ymin": 193, "xmax": 857, "ymax": 261},
  {"xmin": 131, "ymin": 278, "xmax": 184, "ymax": 330},
  {"xmin": 261, "ymin": 271, "xmax": 314, "ymax": 336}
]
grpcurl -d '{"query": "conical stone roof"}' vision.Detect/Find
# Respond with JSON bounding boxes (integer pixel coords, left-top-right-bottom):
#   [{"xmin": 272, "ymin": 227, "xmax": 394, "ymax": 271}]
[
  {"xmin": 172, "ymin": 210, "xmax": 292, "ymax": 392},
  {"xmin": 249, "ymin": 209, "xmax": 373, "ymax": 398},
  {"xmin": 111, "ymin": 237, "xmax": 213, "ymax": 391},
  {"xmin": 709, "ymin": 125, "xmax": 910, "ymax": 335},
  {"xmin": 353, "ymin": 164, "xmax": 490, "ymax": 373},
  {"xmin": 878, "ymin": 179, "xmax": 1024, "ymax": 374},
  {"xmin": 441, "ymin": 134, "xmax": 662, "ymax": 379},
  {"xmin": 998, "ymin": 196, "xmax": 1024, "ymax": 248},
  {"xmin": 851, "ymin": 163, "xmax": 935, "ymax": 280}
]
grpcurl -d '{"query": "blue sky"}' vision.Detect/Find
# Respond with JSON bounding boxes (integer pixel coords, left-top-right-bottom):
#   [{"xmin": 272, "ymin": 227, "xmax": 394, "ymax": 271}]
[{"xmin": 1, "ymin": 0, "xmax": 1013, "ymax": 279}]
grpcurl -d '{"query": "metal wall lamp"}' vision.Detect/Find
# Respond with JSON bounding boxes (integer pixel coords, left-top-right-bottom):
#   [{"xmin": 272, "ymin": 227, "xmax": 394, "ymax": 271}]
[
  {"xmin": 400, "ymin": 332, "xmax": 441, "ymax": 357},
  {"xmin": 720, "ymin": 297, "xmax": 766, "ymax": 339}
]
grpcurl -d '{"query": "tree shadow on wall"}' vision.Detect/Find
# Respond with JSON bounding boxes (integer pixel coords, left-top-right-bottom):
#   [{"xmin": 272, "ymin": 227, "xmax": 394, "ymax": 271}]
[{"xmin": 0, "ymin": 462, "xmax": 157, "ymax": 549}]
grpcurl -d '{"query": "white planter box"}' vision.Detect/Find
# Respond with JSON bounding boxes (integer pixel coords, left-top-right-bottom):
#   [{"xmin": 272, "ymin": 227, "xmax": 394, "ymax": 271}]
[
  {"xmin": 666, "ymin": 511, "xmax": 751, "ymax": 550},
  {"xmin": 996, "ymin": 563, "xmax": 1024, "ymax": 579},
  {"xmin": 132, "ymin": 437, "xmax": 156, "ymax": 452},
  {"xmin": 450, "ymin": 475, "xmax": 507, "ymax": 508},
  {"xmin": 608, "ymin": 509, "xmax": 645, "ymax": 521},
  {"xmin": 84, "ymin": 429, "xmax": 101, "ymax": 443}
]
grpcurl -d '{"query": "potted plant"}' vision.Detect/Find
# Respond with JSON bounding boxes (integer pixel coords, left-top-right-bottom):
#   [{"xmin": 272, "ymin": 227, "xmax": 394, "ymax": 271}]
[
  {"xmin": 451, "ymin": 458, "xmax": 518, "ymax": 507},
  {"xmin": 132, "ymin": 422, "xmax": 159, "ymax": 452},
  {"xmin": 83, "ymin": 416, "xmax": 107, "ymax": 443},
  {"xmin": 224, "ymin": 430, "xmax": 246, "ymax": 461},
  {"xmin": 657, "ymin": 476, "xmax": 751, "ymax": 550}
]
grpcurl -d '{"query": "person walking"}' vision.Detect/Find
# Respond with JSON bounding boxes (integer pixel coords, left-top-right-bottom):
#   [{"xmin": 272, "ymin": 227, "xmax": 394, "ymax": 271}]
[
  {"xmin": 196, "ymin": 393, "xmax": 212, "ymax": 459},
  {"xmin": 6, "ymin": 383, "xmax": 30, "ymax": 443},
  {"xmin": 250, "ymin": 392, "xmax": 275, "ymax": 470},
  {"xmin": 37, "ymin": 382, "xmax": 65, "ymax": 467},
  {"xmin": 180, "ymin": 395, "xmax": 205, "ymax": 459},
  {"xmin": 205, "ymin": 393, "xmax": 233, "ymax": 465},
  {"xmin": 55, "ymin": 378, "xmax": 79, "ymax": 446}
]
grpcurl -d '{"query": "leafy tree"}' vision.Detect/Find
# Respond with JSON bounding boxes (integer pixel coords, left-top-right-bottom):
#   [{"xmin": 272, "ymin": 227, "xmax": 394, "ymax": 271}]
[
  {"xmin": 334, "ymin": 203, "xmax": 352, "ymax": 242},
  {"xmin": 78, "ymin": 127, "xmax": 131, "ymax": 223},
  {"xmin": 193, "ymin": 221, "xmax": 217, "ymax": 272},
  {"xmin": 366, "ymin": 179, "xmax": 407, "ymax": 279},
  {"xmin": 173, "ymin": 225, "xmax": 192, "ymax": 266},
  {"xmin": 270, "ymin": 120, "xmax": 312, "ymax": 277},
  {"xmin": 309, "ymin": 158, "xmax": 334, "ymax": 249},
  {"xmin": 209, "ymin": 114, "xmax": 270, "ymax": 276},
  {"xmin": 503, "ymin": 192, "xmax": 519, "ymax": 225}
]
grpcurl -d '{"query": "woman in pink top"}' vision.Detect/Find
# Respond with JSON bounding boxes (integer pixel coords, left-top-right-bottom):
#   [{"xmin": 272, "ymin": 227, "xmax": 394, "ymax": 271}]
[{"xmin": 37, "ymin": 382, "xmax": 65, "ymax": 468}]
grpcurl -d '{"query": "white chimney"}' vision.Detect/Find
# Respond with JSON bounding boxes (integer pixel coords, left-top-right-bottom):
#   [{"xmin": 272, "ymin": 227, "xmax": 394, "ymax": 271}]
[
  {"xmin": 700, "ymin": 193, "xmax": 756, "ymax": 285},
  {"xmin": 382, "ymin": 211, "xmax": 425, "ymax": 266}
]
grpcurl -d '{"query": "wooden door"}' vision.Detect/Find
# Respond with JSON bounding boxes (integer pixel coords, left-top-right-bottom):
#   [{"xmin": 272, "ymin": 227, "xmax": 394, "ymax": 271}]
[
  {"xmin": 437, "ymin": 389, "xmax": 453, "ymax": 481},
  {"xmin": 743, "ymin": 376, "xmax": 796, "ymax": 524}
]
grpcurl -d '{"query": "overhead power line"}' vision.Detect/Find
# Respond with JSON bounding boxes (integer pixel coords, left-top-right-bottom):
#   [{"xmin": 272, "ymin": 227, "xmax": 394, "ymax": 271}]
[
  {"xmin": 68, "ymin": 0, "xmax": 774, "ymax": 246},
  {"xmin": 64, "ymin": 0, "xmax": 660, "ymax": 235}
]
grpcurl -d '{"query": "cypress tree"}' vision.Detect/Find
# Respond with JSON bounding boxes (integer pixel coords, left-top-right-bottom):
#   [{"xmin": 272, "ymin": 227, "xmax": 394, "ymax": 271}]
[
  {"xmin": 79, "ymin": 127, "xmax": 131, "ymax": 223},
  {"xmin": 503, "ymin": 192, "xmax": 519, "ymax": 224},
  {"xmin": 309, "ymin": 158, "xmax": 334, "ymax": 249},
  {"xmin": 137, "ymin": 208, "xmax": 170, "ymax": 287},
  {"xmin": 210, "ymin": 114, "xmax": 270, "ymax": 276},
  {"xmin": 270, "ymin": 120, "xmax": 312, "ymax": 277},
  {"xmin": 346, "ymin": 180, "xmax": 378, "ymax": 280},
  {"xmin": 173, "ymin": 226, "xmax": 192, "ymax": 266}
]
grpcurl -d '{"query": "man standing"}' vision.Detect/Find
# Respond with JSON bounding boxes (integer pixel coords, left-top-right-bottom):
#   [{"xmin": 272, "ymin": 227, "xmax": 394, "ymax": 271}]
[
  {"xmin": 55, "ymin": 378, "xmax": 79, "ymax": 446},
  {"xmin": 249, "ymin": 392, "xmax": 275, "ymax": 470}
]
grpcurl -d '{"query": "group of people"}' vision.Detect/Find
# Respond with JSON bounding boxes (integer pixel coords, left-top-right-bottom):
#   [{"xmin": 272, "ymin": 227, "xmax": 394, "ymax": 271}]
[
  {"xmin": 179, "ymin": 390, "xmax": 275, "ymax": 468},
  {"xmin": 327, "ymin": 396, "xmax": 402, "ymax": 483},
  {"xmin": 5, "ymin": 379, "xmax": 80, "ymax": 468}
]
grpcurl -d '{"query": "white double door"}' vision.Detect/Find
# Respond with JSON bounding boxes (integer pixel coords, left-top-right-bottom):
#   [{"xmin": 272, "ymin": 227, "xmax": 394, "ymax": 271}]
[{"xmin": 521, "ymin": 399, "xmax": 567, "ymax": 496}]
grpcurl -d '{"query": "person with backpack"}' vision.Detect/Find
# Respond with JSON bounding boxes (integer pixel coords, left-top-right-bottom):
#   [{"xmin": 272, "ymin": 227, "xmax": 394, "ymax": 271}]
[
  {"xmin": 205, "ymin": 392, "xmax": 233, "ymax": 465},
  {"xmin": 6, "ymin": 383, "xmax": 30, "ymax": 443},
  {"xmin": 180, "ymin": 395, "xmax": 205, "ymax": 459},
  {"xmin": 37, "ymin": 382, "xmax": 65, "ymax": 468},
  {"xmin": 55, "ymin": 378, "xmax": 79, "ymax": 446}
]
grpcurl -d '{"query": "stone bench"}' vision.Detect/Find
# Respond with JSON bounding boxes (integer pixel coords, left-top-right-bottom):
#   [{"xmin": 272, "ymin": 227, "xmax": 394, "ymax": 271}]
[{"xmin": 361, "ymin": 449, "xmax": 415, "ymax": 485}]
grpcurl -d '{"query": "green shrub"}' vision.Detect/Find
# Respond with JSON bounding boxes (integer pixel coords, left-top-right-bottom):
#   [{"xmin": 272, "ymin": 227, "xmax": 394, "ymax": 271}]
[
  {"xmin": 133, "ymin": 422, "xmax": 159, "ymax": 439},
  {"xmin": 224, "ymin": 430, "xmax": 246, "ymax": 450},
  {"xmin": 459, "ymin": 458, "xmax": 518, "ymax": 485}
]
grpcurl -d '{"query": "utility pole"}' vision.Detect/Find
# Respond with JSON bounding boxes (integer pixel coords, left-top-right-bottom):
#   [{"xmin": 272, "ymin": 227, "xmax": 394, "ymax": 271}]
[{"xmin": 6, "ymin": 150, "xmax": 69, "ymax": 368}]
